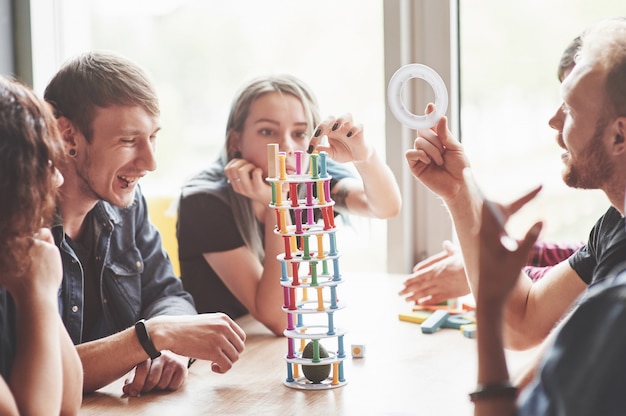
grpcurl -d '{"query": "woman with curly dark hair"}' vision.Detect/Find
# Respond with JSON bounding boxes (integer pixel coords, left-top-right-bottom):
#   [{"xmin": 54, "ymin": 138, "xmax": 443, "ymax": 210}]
[{"xmin": 0, "ymin": 75, "xmax": 82, "ymax": 415}]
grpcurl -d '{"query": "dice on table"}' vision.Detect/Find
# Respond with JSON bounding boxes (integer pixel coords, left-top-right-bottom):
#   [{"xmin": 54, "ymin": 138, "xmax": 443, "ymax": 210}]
[{"xmin": 351, "ymin": 344, "xmax": 365, "ymax": 358}]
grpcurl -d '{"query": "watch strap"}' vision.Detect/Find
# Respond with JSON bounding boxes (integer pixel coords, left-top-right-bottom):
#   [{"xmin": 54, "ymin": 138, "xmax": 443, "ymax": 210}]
[{"xmin": 134, "ymin": 319, "xmax": 162, "ymax": 360}]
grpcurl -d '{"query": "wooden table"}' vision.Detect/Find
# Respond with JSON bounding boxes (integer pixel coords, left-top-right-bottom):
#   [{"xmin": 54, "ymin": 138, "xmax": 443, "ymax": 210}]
[{"xmin": 80, "ymin": 273, "xmax": 534, "ymax": 415}]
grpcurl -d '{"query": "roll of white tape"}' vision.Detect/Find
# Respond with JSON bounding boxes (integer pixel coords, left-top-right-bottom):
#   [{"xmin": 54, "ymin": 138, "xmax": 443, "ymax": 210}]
[{"xmin": 387, "ymin": 63, "xmax": 448, "ymax": 130}]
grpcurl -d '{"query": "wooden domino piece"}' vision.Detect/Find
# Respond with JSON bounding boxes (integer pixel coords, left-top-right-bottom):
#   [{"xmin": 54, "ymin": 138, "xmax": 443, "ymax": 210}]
[
  {"xmin": 442, "ymin": 312, "xmax": 476, "ymax": 330},
  {"xmin": 461, "ymin": 324, "xmax": 477, "ymax": 339},
  {"xmin": 398, "ymin": 310, "xmax": 432, "ymax": 324},
  {"xmin": 420, "ymin": 309, "xmax": 449, "ymax": 334}
]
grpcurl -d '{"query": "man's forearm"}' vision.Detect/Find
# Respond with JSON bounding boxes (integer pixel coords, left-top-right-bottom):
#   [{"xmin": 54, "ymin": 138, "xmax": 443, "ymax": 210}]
[
  {"xmin": 445, "ymin": 189, "xmax": 539, "ymax": 349},
  {"xmin": 77, "ymin": 327, "xmax": 148, "ymax": 392},
  {"xmin": 473, "ymin": 301, "xmax": 517, "ymax": 416},
  {"xmin": 443, "ymin": 188, "xmax": 482, "ymax": 294}
]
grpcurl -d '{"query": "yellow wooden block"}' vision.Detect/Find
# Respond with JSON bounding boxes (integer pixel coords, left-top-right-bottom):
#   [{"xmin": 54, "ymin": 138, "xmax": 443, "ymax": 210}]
[{"xmin": 398, "ymin": 310, "xmax": 432, "ymax": 324}]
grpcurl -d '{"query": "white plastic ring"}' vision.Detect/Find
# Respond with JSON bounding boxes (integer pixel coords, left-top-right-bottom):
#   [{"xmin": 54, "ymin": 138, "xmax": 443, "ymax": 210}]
[{"xmin": 387, "ymin": 63, "xmax": 448, "ymax": 130}]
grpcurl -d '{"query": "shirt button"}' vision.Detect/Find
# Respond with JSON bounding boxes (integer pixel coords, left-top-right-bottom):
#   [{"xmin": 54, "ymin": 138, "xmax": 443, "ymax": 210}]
[
  {"xmin": 136, "ymin": 261, "xmax": 141, "ymax": 268},
  {"xmin": 71, "ymin": 305, "xmax": 78, "ymax": 313}
]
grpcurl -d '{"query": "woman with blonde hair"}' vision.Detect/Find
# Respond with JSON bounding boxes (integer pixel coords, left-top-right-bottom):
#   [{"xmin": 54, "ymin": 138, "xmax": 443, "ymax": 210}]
[{"xmin": 178, "ymin": 74, "xmax": 401, "ymax": 335}]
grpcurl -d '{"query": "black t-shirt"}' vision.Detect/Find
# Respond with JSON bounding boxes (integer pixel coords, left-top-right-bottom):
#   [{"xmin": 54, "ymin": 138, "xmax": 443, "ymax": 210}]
[
  {"xmin": 519, "ymin": 269, "xmax": 626, "ymax": 415},
  {"xmin": 177, "ymin": 193, "xmax": 251, "ymax": 318},
  {"xmin": 569, "ymin": 206, "xmax": 626, "ymax": 286}
]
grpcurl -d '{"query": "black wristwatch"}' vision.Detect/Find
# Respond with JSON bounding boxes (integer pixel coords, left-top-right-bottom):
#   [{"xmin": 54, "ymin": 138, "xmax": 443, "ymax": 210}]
[{"xmin": 134, "ymin": 319, "xmax": 162, "ymax": 359}]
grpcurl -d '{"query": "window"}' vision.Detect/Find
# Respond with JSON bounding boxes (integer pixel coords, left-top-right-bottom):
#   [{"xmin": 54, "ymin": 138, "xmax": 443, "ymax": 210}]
[
  {"xmin": 28, "ymin": 1, "xmax": 616, "ymax": 274},
  {"xmin": 459, "ymin": 0, "xmax": 624, "ymax": 243},
  {"xmin": 36, "ymin": 0, "xmax": 389, "ymax": 272}
]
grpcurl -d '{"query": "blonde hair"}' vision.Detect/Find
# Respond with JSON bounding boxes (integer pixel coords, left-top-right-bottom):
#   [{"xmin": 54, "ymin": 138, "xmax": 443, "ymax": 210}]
[
  {"xmin": 224, "ymin": 74, "xmax": 320, "ymax": 160},
  {"xmin": 225, "ymin": 75, "xmax": 320, "ymax": 257},
  {"xmin": 183, "ymin": 75, "xmax": 320, "ymax": 260}
]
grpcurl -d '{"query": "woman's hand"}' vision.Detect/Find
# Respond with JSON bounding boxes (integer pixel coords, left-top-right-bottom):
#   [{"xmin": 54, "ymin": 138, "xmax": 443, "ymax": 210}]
[
  {"xmin": 224, "ymin": 157, "xmax": 274, "ymax": 206},
  {"xmin": 308, "ymin": 113, "xmax": 373, "ymax": 163},
  {"xmin": 1, "ymin": 228, "xmax": 62, "ymax": 302}
]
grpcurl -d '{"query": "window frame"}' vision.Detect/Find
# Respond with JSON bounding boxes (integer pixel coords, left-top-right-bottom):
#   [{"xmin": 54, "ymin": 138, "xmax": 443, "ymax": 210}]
[{"xmin": 384, "ymin": 0, "xmax": 458, "ymax": 273}]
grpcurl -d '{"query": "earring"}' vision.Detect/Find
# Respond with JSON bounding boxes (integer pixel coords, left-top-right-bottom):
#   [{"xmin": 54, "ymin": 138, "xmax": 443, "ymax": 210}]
[{"xmin": 69, "ymin": 149, "xmax": 77, "ymax": 157}]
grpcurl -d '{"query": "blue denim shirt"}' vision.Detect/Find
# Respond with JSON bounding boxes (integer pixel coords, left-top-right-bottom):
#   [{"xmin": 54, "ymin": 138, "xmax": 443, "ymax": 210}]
[{"xmin": 53, "ymin": 187, "xmax": 196, "ymax": 345}]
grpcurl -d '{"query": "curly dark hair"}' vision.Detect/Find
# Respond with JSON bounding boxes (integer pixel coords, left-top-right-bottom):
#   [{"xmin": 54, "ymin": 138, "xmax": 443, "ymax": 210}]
[{"xmin": 0, "ymin": 76, "xmax": 65, "ymax": 276}]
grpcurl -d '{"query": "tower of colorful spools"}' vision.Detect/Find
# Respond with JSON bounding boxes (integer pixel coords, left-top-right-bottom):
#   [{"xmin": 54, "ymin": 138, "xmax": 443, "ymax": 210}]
[{"xmin": 266, "ymin": 143, "xmax": 347, "ymax": 390}]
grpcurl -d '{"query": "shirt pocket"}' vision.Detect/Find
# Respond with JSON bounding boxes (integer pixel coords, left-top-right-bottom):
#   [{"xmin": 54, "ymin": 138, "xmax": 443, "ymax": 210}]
[{"xmin": 102, "ymin": 247, "xmax": 145, "ymax": 326}]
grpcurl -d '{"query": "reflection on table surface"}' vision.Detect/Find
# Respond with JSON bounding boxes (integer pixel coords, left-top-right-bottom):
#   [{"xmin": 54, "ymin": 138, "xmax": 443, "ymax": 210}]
[{"xmin": 80, "ymin": 272, "xmax": 535, "ymax": 416}]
